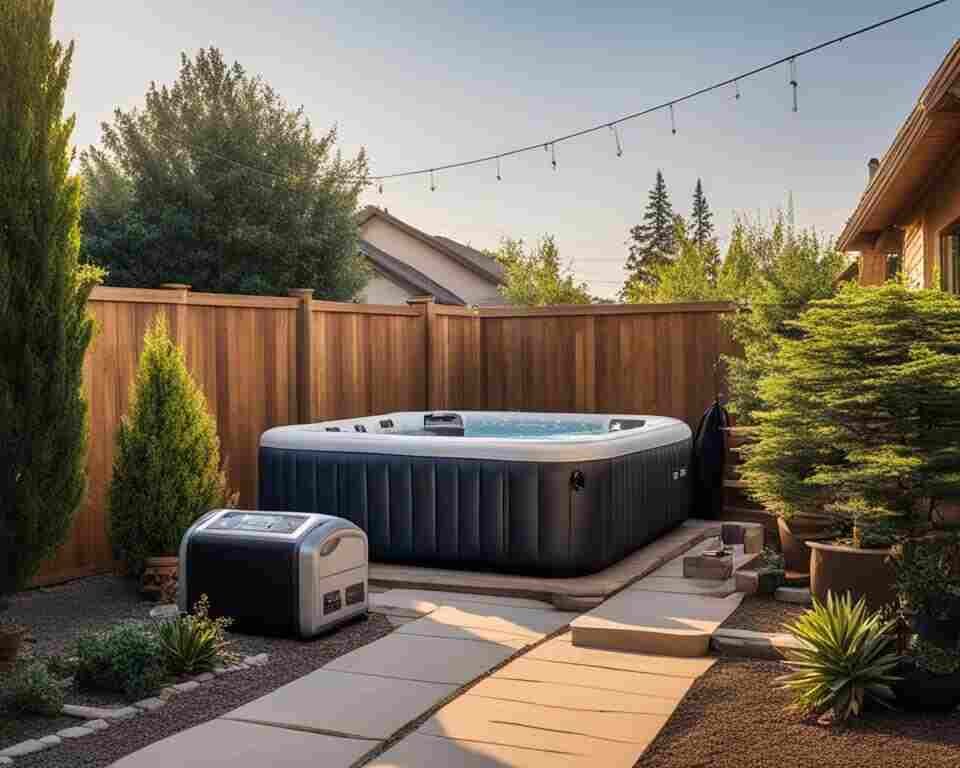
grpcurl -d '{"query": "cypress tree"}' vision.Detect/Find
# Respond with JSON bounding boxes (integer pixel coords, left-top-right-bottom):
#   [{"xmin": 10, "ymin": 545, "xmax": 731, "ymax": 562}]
[
  {"xmin": 624, "ymin": 170, "xmax": 677, "ymax": 293},
  {"xmin": 0, "ymin": 0, "xmax": 101, "ymax": 593},
  {"xmin": 109, "ymin": 316, "xmax": 234, "ymax": 575}
]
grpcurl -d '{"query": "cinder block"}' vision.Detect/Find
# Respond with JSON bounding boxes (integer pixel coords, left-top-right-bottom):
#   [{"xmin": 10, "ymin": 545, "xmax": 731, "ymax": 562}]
[
  {"xmin": 721, "ymin": 522, "xmax": 765, "ymax": 554},
  {"xmin": 683, "ymin": 554, "xmax": 733, "ymax": 580}
]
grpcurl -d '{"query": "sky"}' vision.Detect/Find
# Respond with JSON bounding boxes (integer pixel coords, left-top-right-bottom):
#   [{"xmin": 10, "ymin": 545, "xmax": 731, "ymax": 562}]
[{"xmin": 53, "ymin": 1, "xmax": 957, "ymax": 297}]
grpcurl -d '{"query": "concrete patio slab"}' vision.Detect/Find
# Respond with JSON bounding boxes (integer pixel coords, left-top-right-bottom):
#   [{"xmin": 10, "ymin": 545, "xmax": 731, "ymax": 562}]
[
  {"xmin": 371, "ymin": 589, "xmax": 558, "ymax": 614},
  {"xmin": 403, "ymin": 604, "xmax": 573, "ymax": 639},
  {"xmin": 524, "ymin": 634, "xmax": 716, "ymax": 678},
  {"xmin": 324, "ymin": 633, "xmax": 517, "ymax": 685},
  {"xmin": 467, "ymin": 677, "xmax": 679, "ymax": 716},
  {"xmin": 369, "ymin": 521, "xmax": 720, "ymax": 607},
  {"xmin": 223, "ymin": 669, "xmax": 456, "ymax": 739},
  {"xmin": 365, "ymin": 733, "xmax": 591, "ymax": 768},
  {"xmin": 492, "ymin": 658, "xmax": 694, "ymax": 700},
  {"xmin": 626, "ymin": 575, "xmax": 739, "ymax": 597},
  {"xmin": 570, "ymin": 590, "xmax": 744, "ymax": 656},
  {"xmin": 394, "ymin": 617, "xmax": 532, "ymax": 649},
  {"xmin": 420, "ymin": 695, "xmax": 664, "ymax": 745},
  {"xmin": 108, "ymin": 719, "xmax": 374, "ymax": 768}
]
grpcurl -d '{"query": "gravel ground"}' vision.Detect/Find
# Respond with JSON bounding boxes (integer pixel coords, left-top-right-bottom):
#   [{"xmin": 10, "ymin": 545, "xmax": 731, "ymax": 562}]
[
  {"xmin": 1, "ymin": 575, "xmax": 394, "ymax": 763},
  {"xmin": 635, "ymin": 659, "xmax": 960, "ymax": 768},
  {"xmin": 720, "ymin": 594, "xmax": 807, "ymax": 633}
]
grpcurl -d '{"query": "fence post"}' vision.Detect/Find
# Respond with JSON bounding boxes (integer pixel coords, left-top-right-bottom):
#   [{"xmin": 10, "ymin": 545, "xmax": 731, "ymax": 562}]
[
  {"xmin": 289, "ymin": 289, "xmax": 315, "ymax": 424},
  {"xmin": 159, "ymin": 283, "xmax": 190, "ymax": 347},
  {"xmin": 407, "ymin": 296, "xmax": 435, "ymax": 410}
]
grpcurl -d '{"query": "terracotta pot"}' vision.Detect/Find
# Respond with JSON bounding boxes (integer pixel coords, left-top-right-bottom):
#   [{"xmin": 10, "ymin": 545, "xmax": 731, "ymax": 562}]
[
  {"xmin": 777, "ymin": 515, "xmax": 835, "ymax": 574},
  {"xmin": 0, "ymin": 624, "xmax": 27, "ymax": 672},
  {"xmin": 807, "ymin": 541, "xmax": 896, "ymax": 612},
  {"xmin": 141, "ymin": 556, "xmax": 179, "ymax": 602}
]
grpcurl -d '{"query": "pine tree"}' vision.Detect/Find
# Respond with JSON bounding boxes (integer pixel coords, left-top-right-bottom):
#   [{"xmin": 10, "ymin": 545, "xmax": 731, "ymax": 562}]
[
  {"xmin": 623, "ymin": 170, "xmax": 676, "ymax": 294},
  {"xmin": 109, "ymin": 316, "xmax": 234, "ymax": 575},
  {"xmin": 741, "ymin": 282, "xmax": 960, "ymax": 540},
  {"xmin": 0, "ymin": 0, "xmax": 101, "ymax": 594},
  {"xmin": 689, "ymin": 179, "xmax": 719, "ymax": 285}
]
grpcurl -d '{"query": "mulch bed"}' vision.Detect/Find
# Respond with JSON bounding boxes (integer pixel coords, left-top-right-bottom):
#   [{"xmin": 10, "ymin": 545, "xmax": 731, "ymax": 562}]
[
  {"xmin": 636, "ymin": 659, "xmax": 960, "ymax": 768},
  {"xmin": 2, "ymin": 575, "xmax": 394, "ymax": 765},
  {"xmin": 720, "ymin": 595, "xmax": 807, "ymax": 634}
]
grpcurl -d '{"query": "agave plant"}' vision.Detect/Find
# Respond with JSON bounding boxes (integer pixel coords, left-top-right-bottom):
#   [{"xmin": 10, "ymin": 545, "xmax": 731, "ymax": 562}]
[
  {"xmin": 156, "ymin": 595, "xmax": 237, "ymax": 676},
  {"xmin": 778, "ymin": 591, "xmax": 900, "ymax": 721}
]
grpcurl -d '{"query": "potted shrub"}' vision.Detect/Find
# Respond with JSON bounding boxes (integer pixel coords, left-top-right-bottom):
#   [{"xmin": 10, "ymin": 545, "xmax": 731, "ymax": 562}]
[
  {"xmin": 741, "ymin": 282, "xmax": 960, "ymax": 610},
  {"xmin": 109, "ymin": 316, "xmax": 235, "ymax": 598},
  {"xmin": 892, "ymin": 536, "xmax": 960, "ymax": 650}
]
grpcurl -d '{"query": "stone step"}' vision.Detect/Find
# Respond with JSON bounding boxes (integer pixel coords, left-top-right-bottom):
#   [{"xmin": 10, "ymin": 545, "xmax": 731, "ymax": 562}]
[{"xmin": 570, "ymin": 591, "xmax": 744, "ymax": 657}]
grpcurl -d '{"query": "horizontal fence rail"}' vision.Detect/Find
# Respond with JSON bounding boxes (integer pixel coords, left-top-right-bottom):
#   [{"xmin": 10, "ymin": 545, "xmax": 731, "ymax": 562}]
[{"xmin": 35, "ymin": 286, "xmax": 735, "ymax": 586}]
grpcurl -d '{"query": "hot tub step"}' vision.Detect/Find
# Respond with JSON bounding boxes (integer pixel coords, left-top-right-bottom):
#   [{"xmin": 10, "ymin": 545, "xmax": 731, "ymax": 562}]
[{"xmin": 570, "ymin": 591, "xmax": 744, "ymax": 657}]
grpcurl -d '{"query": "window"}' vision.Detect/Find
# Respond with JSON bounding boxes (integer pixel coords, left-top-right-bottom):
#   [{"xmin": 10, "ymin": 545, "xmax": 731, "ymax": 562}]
[
  {"xmin": 885, "ymin": 253, "xmax": 902, "ymax": 281},
  {"xmin": 942, "ymin": 231, "xmax": 960, "ymax": 294}
]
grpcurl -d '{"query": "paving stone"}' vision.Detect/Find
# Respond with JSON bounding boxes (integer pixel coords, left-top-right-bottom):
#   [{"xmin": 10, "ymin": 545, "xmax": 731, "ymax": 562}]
[
  {"xmin": 225, "ymin": 669, "xmax": 456, "ymax": 740},
  {"xmin": 366, "ymin": 732, "xmax": 592, "ymax": 768},
  {"xmin": 394, "ymin": 617, "xmax": 532, "ymax": 649},
  {"xmin": 626, "ymin": 576, "xmax": 738, "ymax": 597},
  {"xmin": 417, "ymin": 699, "xmax": 642, "ymax": 767},
  {"xmin": 493, "ymin": 658, "xmax": 693, "ymax": 700},
  {"xmin": 57, "ymin": 726, "xmax": 94, "ymax": 739},
  {"xmin": 371, "ymin": 589, "xmax": 559, "ymax": 614},
  {"xmin": 525, "ymin": 635, "xmax": 716, "ymax": 679},
  {"xmin": 134, "ymin": 697, "xmax": 166, "ymax": 711},
  {"xmin": 325, "ymin": 633, "xmax": 516, "ymax": 685},
  {"xmin": 108, "ymin": 719, "xmax": 375, "ymax": 768},
  {"xmin": 64, "ymin": 703, "xmax": 138, "ymax": 720},
  {"xmin": 39, "ymin": 734, "xmax": 62, "ymax": 746},
  {"xmin": 192, "ymin": 672, "xmax": 215, "ymax": 682},
  {"xmin": 386, "ymin": 615, "xmax": 416, "ymax": 627},
  {"xmin": 710, "ymin": 628, "xmax": 804, "ymax": 660},
  {"xmin": 174, "ymin": 680, "xmax": 201, "ymax": 693},
  {"xmin": 405, "ymin": 603, "xmax": 571, "ymax": 639},
  {"xmin": 468, "ymin": 677, "xmax": 679, "ymax": 716},
  {"xmin": 776, "ymin": 586, "xmax": 812, "ymax": 605},
  {"xmin": 571, "ymin": 591, "xmax": 744, "ymax": 657},
  {"xmin": 86, "ymin": 718, "xmax": 109, "ymax": 731},
  {"xmin": 0, "ymin": 739, "xmax": 47, "ymax": 757}
]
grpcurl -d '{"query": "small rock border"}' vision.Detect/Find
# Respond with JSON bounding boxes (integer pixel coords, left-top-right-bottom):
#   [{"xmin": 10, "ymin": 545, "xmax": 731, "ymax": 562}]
[{"xmin": 0, "ymin": 654, "xmax": 269, "ymax": 764}]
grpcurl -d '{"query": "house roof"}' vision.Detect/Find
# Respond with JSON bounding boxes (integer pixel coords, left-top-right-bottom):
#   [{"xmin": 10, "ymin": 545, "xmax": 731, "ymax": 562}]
[
  {"xmin": 357, "ymin": 206, "xmax": 504, "ymax": 284},
  {"xmin": 358, "ymin": 239, "xmax": 465, "ymax": 305},
  {"xmin": 838, "ymin": 41, "xmax": 960, "ymax": 252}
]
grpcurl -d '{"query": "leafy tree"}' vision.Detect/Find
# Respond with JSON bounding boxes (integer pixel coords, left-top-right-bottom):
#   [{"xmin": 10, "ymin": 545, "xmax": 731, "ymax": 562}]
[
  {"xmin": 81, "ymin": 47, "xmax": 369, "ymax": 299},
  {"xmin": 623, "ymin": 219, "xmax": 720, "ymax": 303},
  {"xmin": 689, "ymin": 179, "xmax": 719, "ymax": 284},
  {"xmin": 741, "ymin": 282, "xmax": 960, "ymax": 543},
  {"xmin": 623, "ymin": 170, "xmax": 676, "ymax": 294},
  {"xmin": 109, "ymin": 316, "xmax": 234, "ymax": 575},
  {"xmin": 723, "ymin": 210, "xmax": 846, "ymax": 425},
  {"xmin": 494, "ymin": 235, "xmax": 592, "ymax": 306},
  {"xmin": 0, "ymin": 0, "xmax": 102, "ymax": 594}
]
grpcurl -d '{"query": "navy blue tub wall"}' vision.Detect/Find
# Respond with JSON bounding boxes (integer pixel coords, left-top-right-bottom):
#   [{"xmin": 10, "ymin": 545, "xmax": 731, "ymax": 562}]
[{"xmin": 257, "ymin": 411, "xmax": 693, "ymax": 577}]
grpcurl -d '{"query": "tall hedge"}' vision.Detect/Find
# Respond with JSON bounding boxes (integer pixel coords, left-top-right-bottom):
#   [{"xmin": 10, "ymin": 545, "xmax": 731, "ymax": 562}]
[
  {"xmin": 741, "ymin": 282, "xmax": 960, "ymax": 541},
  {"xmin": 109, "ymin": 316, "xmax": 233, "ymax": 574},
  {"xmin": 0, "ymin": 0, "xmax": 101, "ymax": 593}
]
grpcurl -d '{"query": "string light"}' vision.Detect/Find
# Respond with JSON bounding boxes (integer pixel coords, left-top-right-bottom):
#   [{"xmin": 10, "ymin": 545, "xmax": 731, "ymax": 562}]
[
  {"xmin": 378, "ymin": 183, "xmax": 383, "ymax": 194},
  {"xmin": 429, "ymin": 169, "xmax": 437, "ymax": 192},
  {"xmin": 148, "ymin": 2, "xmax": 949, "ymax": 186},
  {"xmin": 551, "ymin": 143, "xmax": 557, "ymax": 170},
  {"xmin": 789, "ymin": 58, "xmax": 799, "ymax": 112},
  {"xmin": 610, "ymin": 124, "xmax": 623, "ymax": 157},
  {"xmin": 496, "ymin": 156, "xmax": 502, "ymax": 181},
  {"xmin": 669, "ymin": 104, "xmax": 677, "ymax": 135}
]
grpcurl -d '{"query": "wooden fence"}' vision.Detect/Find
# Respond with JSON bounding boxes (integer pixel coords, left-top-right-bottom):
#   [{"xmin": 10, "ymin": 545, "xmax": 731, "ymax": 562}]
[{"xmin": 36, "ymin": 286, "xmax": 735, "ymax": 585}]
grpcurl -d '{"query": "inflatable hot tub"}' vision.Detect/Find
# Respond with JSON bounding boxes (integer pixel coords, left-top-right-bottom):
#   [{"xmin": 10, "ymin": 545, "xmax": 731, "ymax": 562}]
[{"xmin": 258, "ymin": 411, "xmax": 692, "ymax": 576}]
